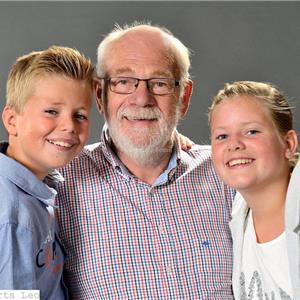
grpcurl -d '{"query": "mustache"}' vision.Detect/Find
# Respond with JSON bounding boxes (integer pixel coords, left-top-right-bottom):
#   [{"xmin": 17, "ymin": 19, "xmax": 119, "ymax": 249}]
[{"xmin": 118, "ymin": 106, "xmax": 162, "ymax": 120}]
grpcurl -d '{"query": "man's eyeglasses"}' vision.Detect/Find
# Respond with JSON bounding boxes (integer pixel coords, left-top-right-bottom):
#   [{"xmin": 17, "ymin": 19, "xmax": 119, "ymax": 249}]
[{"xmin": 104, "ymin": 77, "xmax": 180, "ymax": 96}]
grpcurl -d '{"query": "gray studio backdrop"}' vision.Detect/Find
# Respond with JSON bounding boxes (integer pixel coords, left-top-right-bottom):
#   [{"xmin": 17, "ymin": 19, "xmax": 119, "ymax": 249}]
[{"xmin": 0, "ymin": 1, "xmax": 299, "ymax": 144}]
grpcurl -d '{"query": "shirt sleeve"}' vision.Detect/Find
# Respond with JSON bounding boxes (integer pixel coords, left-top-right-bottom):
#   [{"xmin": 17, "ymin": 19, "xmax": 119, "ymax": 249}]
[{"xmin": 0, "ymin": 222, "xmax": 36, "ymax": 289}]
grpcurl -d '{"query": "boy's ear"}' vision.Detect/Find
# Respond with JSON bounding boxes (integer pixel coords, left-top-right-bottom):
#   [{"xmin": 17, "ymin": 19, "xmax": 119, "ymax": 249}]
[
  {"xmin": 2, "ymin": 106, "xmax": 18, "ymax": 136},
  {"xmin": 284, "ymin": 130, "xmax": 298, "ymax": 159},
  {"xmin": 94, "ymin": 78, "xmax": 104, "ymax": 114}
]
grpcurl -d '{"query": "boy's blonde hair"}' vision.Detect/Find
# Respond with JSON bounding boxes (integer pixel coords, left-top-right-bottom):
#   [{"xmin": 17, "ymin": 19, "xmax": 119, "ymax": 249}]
[
  {"xmin": 6, "ymin": 45, "xmax": 94, "ymax": 113},
  {"xmin": 208, "ymin": 80, "xmax": 299, "ymax": 167}
]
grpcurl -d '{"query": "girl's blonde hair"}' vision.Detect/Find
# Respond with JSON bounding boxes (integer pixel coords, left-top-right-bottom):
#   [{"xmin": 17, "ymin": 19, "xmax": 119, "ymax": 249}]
[{"xmin": 208, "ymin": 80, "xmax": 299, "ymax": 167}]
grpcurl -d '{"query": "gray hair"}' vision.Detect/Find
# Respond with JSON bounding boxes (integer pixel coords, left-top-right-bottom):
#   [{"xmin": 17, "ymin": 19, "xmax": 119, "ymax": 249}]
[{"xmin": 96, "ymin": 21, "xmax": 191, "ymax": 87}]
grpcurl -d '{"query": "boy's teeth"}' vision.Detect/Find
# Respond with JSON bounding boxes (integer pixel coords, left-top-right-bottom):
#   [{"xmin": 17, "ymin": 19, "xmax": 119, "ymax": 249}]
[
  {"xmin": 49, "ymin": 140, "xmax": 73, "ymax": 148},
  {"xmin": 228, "ymin": 158, "xmax": 253, "ymax": 167}
]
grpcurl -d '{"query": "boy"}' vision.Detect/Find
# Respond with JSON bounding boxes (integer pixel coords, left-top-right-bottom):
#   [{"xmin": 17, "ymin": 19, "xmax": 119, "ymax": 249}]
[{"xmin": 0, "ymin": 46, "xmax": 94, "ymax": 299}]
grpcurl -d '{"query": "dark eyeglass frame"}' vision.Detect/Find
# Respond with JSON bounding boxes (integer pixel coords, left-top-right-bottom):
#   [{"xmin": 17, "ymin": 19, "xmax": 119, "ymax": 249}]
[{"xmin": 102, "ymin": 77, "xmax": 180, "ymax": 96}]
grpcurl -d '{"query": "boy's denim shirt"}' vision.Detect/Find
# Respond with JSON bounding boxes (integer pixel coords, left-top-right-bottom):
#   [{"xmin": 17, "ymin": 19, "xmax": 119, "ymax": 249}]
[{"xmin": 0, "ymin": 141, "xmax": 68, "ymax": 299}]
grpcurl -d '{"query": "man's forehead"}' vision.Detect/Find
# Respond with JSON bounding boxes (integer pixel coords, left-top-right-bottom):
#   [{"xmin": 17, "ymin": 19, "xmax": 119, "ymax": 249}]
[
  {"xmin": 109, "ymin": 28, "xmax": 168, "ymax": 55},
  {"xmin": 104, "ymin": 29, "xmax": 178, "ymax": 78},
  {"xmin": 110, "ymin": 67, "xmax": 173, "ymax": 78},
  {"xmin": 107, "ymin": 48, "xmax": 174, "ymax": 74}
]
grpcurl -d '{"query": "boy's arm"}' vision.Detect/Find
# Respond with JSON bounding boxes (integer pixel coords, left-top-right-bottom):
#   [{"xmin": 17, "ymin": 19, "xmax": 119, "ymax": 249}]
[{"xmin": 0, "ymin": 223, "xmax": 36, "ymax": 289}]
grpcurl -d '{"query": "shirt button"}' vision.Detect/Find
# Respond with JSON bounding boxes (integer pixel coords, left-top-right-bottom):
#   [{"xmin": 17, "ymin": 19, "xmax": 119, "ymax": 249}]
[
  {"xmin": 158, "ymin": 225, "xmax": 166, "ymax": 234},
  {"xmin": 166, "ymin": 265, "xmax": 173, "ymax": 276},
  {"xmin": 148, "ymin": 187, "xmax": 154, "ymax": 195}
]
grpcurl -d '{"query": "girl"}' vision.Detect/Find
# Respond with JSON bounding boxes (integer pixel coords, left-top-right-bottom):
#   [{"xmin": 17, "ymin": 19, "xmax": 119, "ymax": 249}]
[{"xmin": 208, "ymin": 81, "xmax": 299, "ymax": 300}]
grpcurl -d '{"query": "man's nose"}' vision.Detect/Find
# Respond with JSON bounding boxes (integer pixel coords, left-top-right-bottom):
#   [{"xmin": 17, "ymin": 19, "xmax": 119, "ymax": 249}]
[{"xmin": 132, "ymin": 80, "xmax": 155, "ymax": 106}]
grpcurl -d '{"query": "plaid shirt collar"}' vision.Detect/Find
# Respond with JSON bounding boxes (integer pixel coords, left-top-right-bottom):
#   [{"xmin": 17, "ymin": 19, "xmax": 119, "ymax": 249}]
[{"xmin": 99, "ymin": 124, "xmax": 182, "ymax": 186}]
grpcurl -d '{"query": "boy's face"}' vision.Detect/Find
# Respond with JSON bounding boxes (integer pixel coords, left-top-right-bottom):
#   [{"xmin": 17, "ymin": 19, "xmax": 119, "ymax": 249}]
[
  {"xmin": 4, "ymin": 75, "xmax": 92, "ymax": 179},
  {"xmin": 210, "ymin": 95, "xmax": 292, "ymax": 195}
]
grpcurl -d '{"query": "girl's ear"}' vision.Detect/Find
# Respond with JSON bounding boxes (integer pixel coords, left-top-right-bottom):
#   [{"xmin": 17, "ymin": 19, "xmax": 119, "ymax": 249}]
[
  {"xmin": 2, "ymin": 106, "xmax": 18, "ymax": 136},
  {"xmin": 284, "ymin": 130, "xmax": 298, "ymax": 159}
]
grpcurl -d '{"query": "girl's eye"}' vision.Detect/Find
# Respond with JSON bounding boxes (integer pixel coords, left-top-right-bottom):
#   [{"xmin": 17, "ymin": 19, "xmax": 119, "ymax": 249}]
[
  {"xmin": 216, "ymin": 134, "xmax": 228, "ymax": 140},
  {"xmin": 45, "ymin": 109, "xmax": 58, "ymax": 115}
]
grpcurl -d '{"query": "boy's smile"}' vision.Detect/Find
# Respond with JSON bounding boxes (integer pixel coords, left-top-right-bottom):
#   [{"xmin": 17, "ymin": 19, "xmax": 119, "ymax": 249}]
[
  {"xmin": 47, "ymin": 139, "xmax": 78, "ymax": 149},
  {"xmin": 5, "ymin": 75, "xmax": 92, "ymax": 179}
]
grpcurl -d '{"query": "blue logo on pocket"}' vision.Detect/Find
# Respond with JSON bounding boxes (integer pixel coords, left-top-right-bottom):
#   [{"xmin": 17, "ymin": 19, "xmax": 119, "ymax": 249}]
[{"xmin": 201, "ymin": 240, "xmax": 210, "ymax": 247}]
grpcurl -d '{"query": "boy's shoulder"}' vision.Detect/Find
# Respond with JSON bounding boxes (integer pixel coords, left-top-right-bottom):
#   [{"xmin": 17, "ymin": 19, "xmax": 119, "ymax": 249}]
[
  {"xmin": 0, "ymin": 171, "xmax": 20, "ymax": 199},
  {"xmin": 0, "ymin": 152, "xmax": 56, "ymax": 225},
  {"xmin": 0, "ymin": 173, "xmax": 28, "ymax": 226},
  {"xmin": 0, "ymin": 167, "xmax": 52, "ymax": 233},
  {"xmin": 0, "ymin": 152, "xmax": 25, "ymax": 199}
]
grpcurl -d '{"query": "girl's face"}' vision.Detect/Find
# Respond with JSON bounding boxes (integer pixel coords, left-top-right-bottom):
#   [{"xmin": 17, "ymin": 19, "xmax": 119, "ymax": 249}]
[{"xmin": 210, "ymin": 95, "xmax": 295, "ymax": 195}]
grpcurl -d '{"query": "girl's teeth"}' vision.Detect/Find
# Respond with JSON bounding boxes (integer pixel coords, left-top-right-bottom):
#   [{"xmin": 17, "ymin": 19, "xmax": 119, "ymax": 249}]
[{"xmin": 228, "ymin": 158, "xmax": 252, "ymax": 167}]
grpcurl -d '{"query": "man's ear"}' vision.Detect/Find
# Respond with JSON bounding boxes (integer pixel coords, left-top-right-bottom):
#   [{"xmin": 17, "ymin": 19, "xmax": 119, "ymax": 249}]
[
  {"xmin": 180, "ymin": 80, "xmax": 193, "ymax": 118},
  {"xmin": 284, "ymin": 130, "xmax": 298, "ymax": 159},
  {"xmin": 2, "ymin": 106, "xmax": 18, "ymax": 136},
  {"xmin": 94, "ymin": 78, "xmax": 104, "ymax": 114}
]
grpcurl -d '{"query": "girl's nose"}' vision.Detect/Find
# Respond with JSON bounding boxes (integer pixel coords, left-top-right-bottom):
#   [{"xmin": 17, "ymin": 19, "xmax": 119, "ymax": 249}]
[{"xmin": 228, "ymin": 137, "xmax": 245, "ymax": 151}]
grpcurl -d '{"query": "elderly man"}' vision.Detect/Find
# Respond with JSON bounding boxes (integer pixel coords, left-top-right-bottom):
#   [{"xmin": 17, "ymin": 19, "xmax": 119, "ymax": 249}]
[{"xmin": 57, "ymin": 23, "xmax": 234, "ymax": 299}]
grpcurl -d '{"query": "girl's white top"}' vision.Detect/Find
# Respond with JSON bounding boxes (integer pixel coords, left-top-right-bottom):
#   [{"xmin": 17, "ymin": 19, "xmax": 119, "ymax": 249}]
[
  {"xmin": 230, "ymin": 161, "xmax": 300, "ymax": 300},
  {"xmin": 241, "ymin": 210, "xmax": 293, "ymax": 299}
]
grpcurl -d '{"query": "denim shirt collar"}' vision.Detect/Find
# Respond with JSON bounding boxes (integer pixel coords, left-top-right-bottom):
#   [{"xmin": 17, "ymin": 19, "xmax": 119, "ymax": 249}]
[{"xmin": 0, "ymin": 141, "xmax": 64, "ymax": 207}]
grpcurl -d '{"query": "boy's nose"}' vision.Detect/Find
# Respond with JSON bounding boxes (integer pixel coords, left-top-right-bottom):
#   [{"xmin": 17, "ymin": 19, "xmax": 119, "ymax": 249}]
[{"xmin": 60, "ymin": 116, "xmax": 76, "ymax": 133}]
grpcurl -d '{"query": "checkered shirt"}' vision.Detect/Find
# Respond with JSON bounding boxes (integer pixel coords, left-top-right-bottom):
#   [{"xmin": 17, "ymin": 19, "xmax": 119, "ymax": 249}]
[{"xmin": 56, "ymin": 130, "xmax": 235, "ymax": 300}]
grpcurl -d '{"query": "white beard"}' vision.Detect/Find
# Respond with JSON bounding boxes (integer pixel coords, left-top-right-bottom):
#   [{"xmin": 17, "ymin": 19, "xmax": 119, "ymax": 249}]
[{"xmin": 107, "ymin": 105, "xmax": 181, "ymax": 166}]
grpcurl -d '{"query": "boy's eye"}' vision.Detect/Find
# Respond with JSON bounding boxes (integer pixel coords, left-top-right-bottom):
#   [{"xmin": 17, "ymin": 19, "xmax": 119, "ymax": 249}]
[
  {"xmin": 74, "ymin": 112, "xmax": 88, "ymax": 121},
  {"xmin": 215, "ymin": 134, "xmax": 228, "ymax": 140}
]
